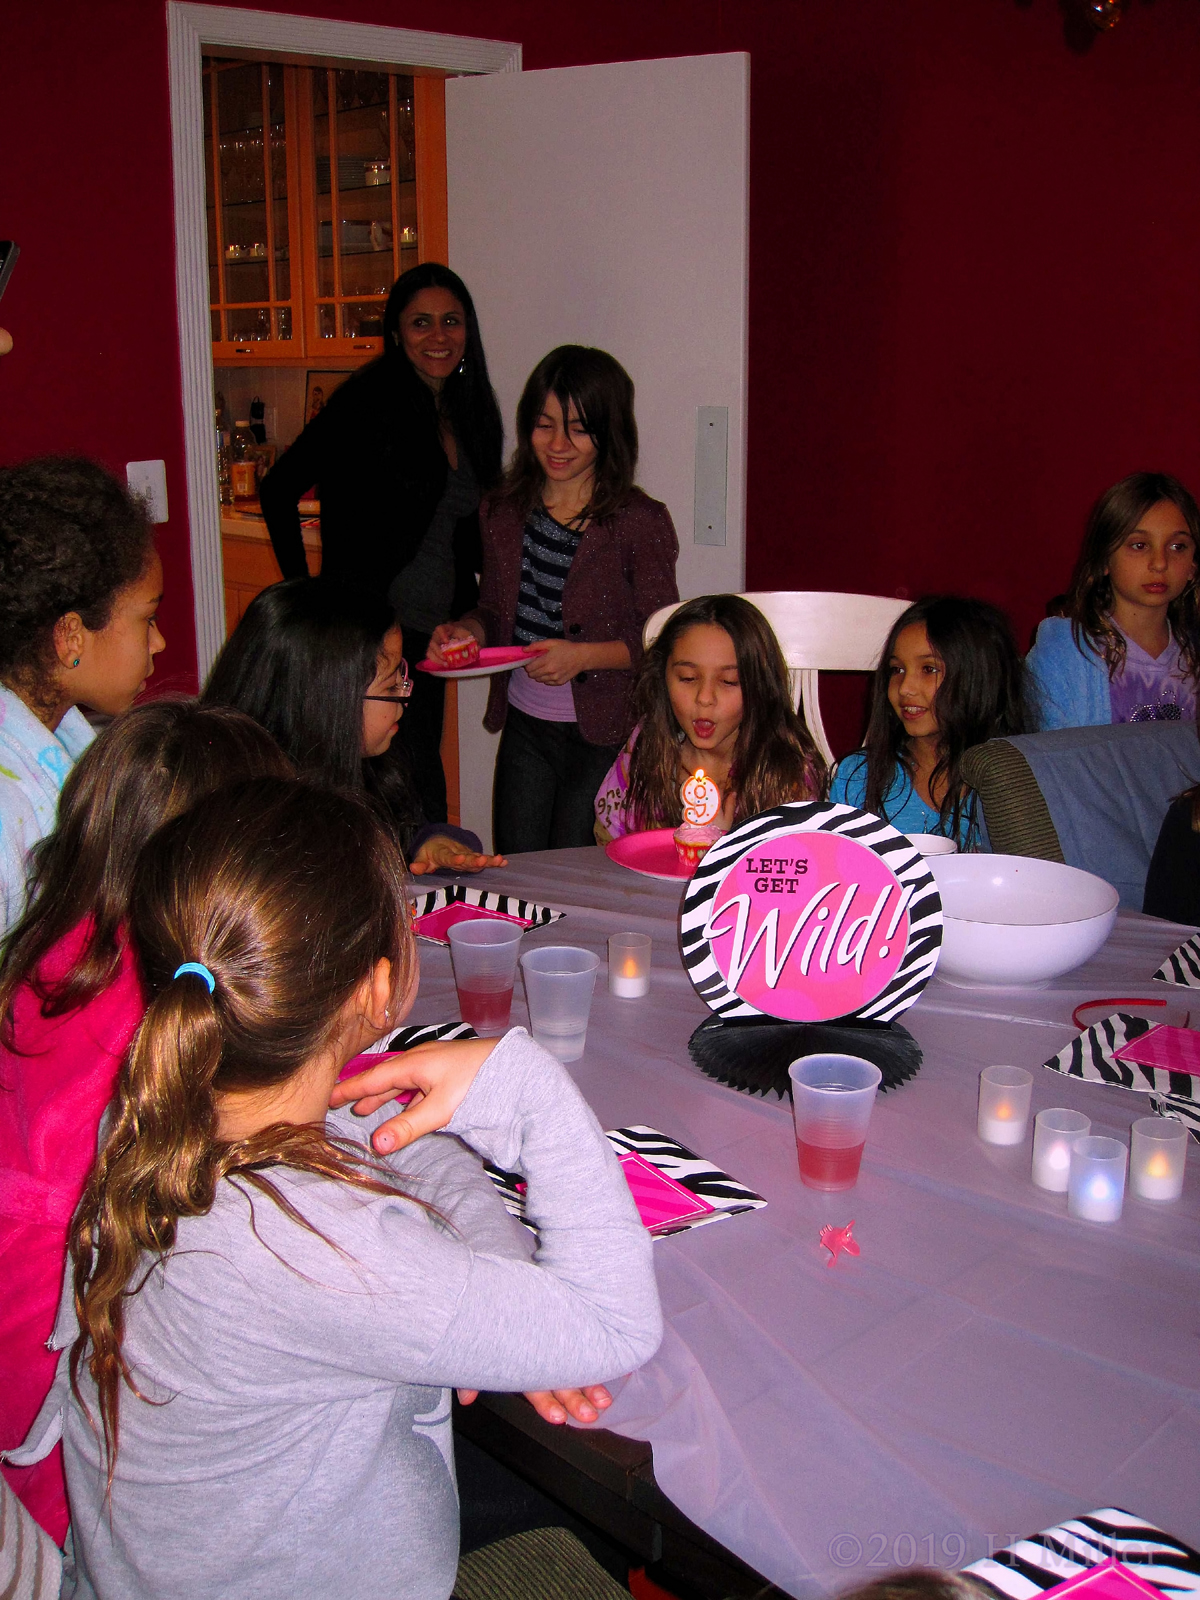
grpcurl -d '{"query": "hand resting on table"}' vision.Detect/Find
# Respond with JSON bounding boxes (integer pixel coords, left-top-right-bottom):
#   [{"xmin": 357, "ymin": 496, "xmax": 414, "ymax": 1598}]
[{"xmin": 410, "ymin": 834, "xmax": 507, "ymax": 875}]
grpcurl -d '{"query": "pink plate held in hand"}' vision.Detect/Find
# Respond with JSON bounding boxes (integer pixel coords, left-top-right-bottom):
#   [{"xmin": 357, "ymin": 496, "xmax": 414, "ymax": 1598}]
[
  {"xmin": 417, "ymin": 646, "xmax": 536, "ymax": 680},
  {"xmin": 605, "ymin": 829, "xmax": 694, "ymax": 881}
]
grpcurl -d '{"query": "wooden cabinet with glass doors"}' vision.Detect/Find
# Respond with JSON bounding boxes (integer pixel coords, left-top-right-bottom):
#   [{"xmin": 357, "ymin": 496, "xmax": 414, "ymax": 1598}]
[{"xmin": 205, "ymin": 58, "xmax": 448, "ymax": 366}]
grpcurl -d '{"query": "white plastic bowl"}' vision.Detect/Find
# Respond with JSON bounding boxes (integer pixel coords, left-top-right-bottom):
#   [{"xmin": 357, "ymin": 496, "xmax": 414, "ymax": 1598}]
[
  {"xmin": 906, "ymin": 833, "xmax": 958, "ymax": 857},
  {"xmin": 928, "ymin": 853, "xmax": 1119, "ymax": 988}
]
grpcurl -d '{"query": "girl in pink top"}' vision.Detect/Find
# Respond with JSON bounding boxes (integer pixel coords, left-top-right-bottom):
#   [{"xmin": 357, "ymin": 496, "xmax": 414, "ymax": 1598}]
[{"xmin": 0, "ymin": 702, "xmax": 290, "ymax": 1541}]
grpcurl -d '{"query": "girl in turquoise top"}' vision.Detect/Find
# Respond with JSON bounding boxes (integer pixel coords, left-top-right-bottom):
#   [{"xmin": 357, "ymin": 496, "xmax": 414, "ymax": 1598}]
[{"xmin": 829, "ymin": 596, "xmax": 1027, "ymax": 849}]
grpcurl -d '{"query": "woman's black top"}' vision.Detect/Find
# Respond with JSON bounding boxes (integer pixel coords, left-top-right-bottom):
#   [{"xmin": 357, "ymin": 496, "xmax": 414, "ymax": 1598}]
[
  {"xmin": 260, "ymin": 357, "xmax": 482, "ymax": 618},
  {"xmin": 1144, "ymin": 794, "xmax": 1200, "ymax": 923}
]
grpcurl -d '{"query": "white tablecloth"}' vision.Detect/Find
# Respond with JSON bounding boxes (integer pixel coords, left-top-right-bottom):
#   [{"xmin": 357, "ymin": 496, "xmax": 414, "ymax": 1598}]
[{"xmin": 405, "ymin": 849, "xmax": 1200, "ymax": 1598}]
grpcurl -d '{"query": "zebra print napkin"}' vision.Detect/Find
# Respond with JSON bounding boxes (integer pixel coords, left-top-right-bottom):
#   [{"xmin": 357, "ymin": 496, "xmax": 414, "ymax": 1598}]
[
  {"xmin": 406, "ymin": 883, "xmax": 564, "ymax": 943},
  {"xmin": 964, "ymin": 1507, "xmax": 1200, "ymax": 1600},
  {"xmin": 485, "ymin": 1125, "xmax": 766, "ymax": 1240},
  {"xmin": 1153, "ymin": 934, "xmax": 1200, "ymax": 989},
  {"xmin": 1149, "ymin": 1092, "xmax": 1200, "ymax": 1142},
  {"xmin": 1042, "ymin": 1014, "xmax": 1199, "ymax": 1101}
]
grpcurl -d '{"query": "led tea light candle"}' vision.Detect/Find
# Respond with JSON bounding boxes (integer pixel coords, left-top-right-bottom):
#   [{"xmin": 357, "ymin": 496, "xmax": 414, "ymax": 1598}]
[
  {"xmin": 977, "ymin": 1065, "xmax": 1033, "ymax": 1145},
  {"xmin": 1032, "ymin": 1108, "xmax": 1091, "ymax": 1192},
  {"xmin": 1067, "ymin": 1134, "xmax": 1127, "ymax": 1222},
  {"xmin": 608, "ymin": 932, "xmax": 651, "ymax": 999},
  {"xmin": 1130, "ymin": 1116, "xmax": 1187, "ymax": 1202}
]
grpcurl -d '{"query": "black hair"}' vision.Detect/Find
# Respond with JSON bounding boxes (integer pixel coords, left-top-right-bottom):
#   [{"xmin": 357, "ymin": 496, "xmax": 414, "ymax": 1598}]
[
  {"xmin": 498, "ymin": 346, "xmax": 639, "ymax": 526},
  {"xmin": 0, "ymin": 456, "xmax": 155, "ymax": 690},
  {"xmin": 861, "ymin": 595, "xmax": 1028, "ymax": 840},
  {"xmin": 382, "ymin": 263, "xmax": 504, "ymax": 490},
  {"xmin": 201, "ymin": 579, "xmax": 423, "ymax": 846},
  {"xmin": 1063, "ymin": 470, "xmax": 1200, "ymax": 681}
]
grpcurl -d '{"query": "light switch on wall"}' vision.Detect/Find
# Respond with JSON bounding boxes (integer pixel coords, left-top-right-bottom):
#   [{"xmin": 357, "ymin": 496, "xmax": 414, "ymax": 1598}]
[{"xmin": 126, "ymin": 460, "xmax": 169, "ymax": 524}]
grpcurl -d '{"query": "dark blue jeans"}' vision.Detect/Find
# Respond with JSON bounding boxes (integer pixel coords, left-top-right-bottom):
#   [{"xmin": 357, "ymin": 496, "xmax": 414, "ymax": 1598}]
[{"xmin": 493, "ymin": 705, "xmax": 621, "ymax": 854}]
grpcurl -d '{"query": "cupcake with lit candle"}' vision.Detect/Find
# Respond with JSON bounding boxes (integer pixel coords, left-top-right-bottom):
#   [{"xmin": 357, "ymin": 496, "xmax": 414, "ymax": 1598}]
[{"xmin": 674, "ymin": 769, "xmax": 726, "ymax": 870}]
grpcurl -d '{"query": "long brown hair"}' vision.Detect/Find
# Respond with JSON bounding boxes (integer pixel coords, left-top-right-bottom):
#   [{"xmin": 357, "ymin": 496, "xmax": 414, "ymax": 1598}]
[
  {"xmin": 1064, "ymin": 471, "xmax": 1200, "ymax": 681},
  {"xmin": 497, "ymin": 345, "xmax": 638, "ymax": 527},
  {"xmin": 0, "ymin": 701, "xmax": 293, "ymax": 1037},
  {"xmin": 68, "ymin": 778, "xmax": 417, "ymax": 1483},
  {"xmin": 625, "ymin": 595, "xmax": 826, "ymax": 830},
  {"xmin": 861, "ymin": 596, "xmax": 1027, "ymax": 840}
]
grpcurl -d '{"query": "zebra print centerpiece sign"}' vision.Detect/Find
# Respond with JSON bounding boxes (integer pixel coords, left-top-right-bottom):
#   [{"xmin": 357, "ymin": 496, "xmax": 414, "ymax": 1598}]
[{"xmin": 680, "ymin": 801, "xmax": 943, "ymax": 1023}]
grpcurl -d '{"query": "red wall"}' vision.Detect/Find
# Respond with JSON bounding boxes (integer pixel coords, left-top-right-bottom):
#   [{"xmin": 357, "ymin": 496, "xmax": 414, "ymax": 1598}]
[{"xmin": 4, "ymin": 0, "xmax": 1200, "ymax": 741}]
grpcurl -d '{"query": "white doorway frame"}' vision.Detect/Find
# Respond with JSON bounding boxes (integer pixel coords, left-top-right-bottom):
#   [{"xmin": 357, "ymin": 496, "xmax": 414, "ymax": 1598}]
[{"xmin": 167, "ymin": 3, "xmax": 521, "ymax": 679}]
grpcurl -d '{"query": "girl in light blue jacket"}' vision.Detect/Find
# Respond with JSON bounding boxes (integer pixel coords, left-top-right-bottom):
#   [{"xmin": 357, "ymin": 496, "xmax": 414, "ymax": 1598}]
[{"xmin": 1028, "ymin": 472, "xmax": 1200, "ymax": 730}]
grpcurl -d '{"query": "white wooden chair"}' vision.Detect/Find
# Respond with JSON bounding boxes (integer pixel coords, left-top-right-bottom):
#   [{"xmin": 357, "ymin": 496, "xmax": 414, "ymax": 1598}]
[{"xmin": 643, "ymin": 591, "xmax": 910, "ymax": 764}]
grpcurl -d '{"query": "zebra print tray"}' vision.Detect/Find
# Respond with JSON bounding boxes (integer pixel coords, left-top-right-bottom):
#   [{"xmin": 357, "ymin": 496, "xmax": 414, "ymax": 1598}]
[
  {"xmin": 406, "ymin": 883, "xmax": 564, "ymax": 944},
  {"xmin": 964, "ymin": 1507, "xmax": 1200, "ymax": 1600},
  {"xmin": 484, "ymin": 1125, "xmax": 767, "ymax": 1240}
]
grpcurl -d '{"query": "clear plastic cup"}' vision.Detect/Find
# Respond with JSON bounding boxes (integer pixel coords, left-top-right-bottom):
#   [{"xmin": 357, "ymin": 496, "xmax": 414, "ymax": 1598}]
[
  {"xmin": 787, "ymin": 1054, "xmax": 883, "ymax": 1191},
  {"xmin": 448, "ymin": 920, "xmax": 524, "ymax": 1036},
  {"xmin": 520, "ymin": 946, "xmax": 601, "ymax": 1061}
]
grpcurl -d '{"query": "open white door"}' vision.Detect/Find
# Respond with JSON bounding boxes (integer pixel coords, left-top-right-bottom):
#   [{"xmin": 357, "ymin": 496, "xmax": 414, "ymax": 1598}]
[{"xmin": 446, "ymin": 52, "xmax": 750, "ymax": 847}]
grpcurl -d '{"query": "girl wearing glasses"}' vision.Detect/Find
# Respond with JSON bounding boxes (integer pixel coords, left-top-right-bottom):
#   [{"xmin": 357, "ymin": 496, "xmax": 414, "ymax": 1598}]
[{"xmin": 204, "ymin": 578, "xmax": 503, "ymax": 875}]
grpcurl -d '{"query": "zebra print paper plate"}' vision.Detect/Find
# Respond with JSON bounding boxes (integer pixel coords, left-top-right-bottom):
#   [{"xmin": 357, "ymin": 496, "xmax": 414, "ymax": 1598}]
[{"xmin": 680, "ymin": 801, "xmax": 943, "ymax": 1023}]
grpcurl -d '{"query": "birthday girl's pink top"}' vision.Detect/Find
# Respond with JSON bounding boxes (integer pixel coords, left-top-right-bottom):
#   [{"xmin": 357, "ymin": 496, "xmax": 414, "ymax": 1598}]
[{"xmin": 0, "ymin": 922, "xmax": 143, "ymax": 1543}]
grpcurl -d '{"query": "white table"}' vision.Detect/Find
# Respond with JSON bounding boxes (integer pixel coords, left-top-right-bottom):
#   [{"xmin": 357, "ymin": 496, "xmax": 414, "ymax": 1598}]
[{"xmin": 405, "ymin": 849, "xmax": 1200, "ymax": 1598}]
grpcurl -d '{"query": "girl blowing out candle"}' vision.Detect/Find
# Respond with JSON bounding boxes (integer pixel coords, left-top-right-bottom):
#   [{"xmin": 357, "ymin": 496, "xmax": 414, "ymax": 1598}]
[
  {"xmin": 10, "ymin": 780, "xmax": 660, "ymax": 1599},
  {"xmin": 594, "ymin": 594, "xmax": 826, "ymax": 842}
]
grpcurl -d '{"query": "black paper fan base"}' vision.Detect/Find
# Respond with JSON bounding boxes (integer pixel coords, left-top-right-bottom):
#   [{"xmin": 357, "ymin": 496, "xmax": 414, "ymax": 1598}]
[{"xmin": 687, "ymin": 1014, "xmax": 922, "ymax": 1098}]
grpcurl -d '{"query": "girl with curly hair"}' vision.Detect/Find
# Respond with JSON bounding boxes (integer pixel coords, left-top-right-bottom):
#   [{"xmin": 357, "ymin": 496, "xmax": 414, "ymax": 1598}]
[
  {"xmin": 1027, "ymin": 472, "xmax": 1200, "ymax": 729},
  {"xmin": 0, "ymin": 456, "xmax": 164, "ymax": 932}
]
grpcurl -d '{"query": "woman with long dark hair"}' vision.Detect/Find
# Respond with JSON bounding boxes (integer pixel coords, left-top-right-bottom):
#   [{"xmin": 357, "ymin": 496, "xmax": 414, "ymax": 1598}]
[
  {"xmin": 260, "ymin": 263, "xmax": 504, "ymax": 822},
  {"xmin": 829, "ymin": 595, "xmax": 1027, "ymax": 848},
  {"xmin": 1028, "ymin": 471, "xmax": 1200, "ymax": 729},
  {"xmin": 202, "ymin": 577, "xmax": 503, "ymax": 874},
  {"xmin": 430, "ymin": 345, "xmax": 679, "ymax": 853}
]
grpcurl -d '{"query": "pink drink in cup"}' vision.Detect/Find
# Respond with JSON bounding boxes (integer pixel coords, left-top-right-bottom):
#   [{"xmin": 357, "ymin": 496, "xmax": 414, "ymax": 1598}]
[
  {"xmin": 788, "ymin": 1054, "xmax": 882, "ymax": 1192},
  {"xmin": 448, "ymin": 919, "xmax": 524, "ymax": 1036}
]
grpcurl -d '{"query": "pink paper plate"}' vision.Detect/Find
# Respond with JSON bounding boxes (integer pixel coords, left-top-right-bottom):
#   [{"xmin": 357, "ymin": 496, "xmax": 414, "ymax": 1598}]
[
  {"xmin": 605, "ymin": 828, "xmax": 693, "ymax": 881},
  {"xmin": 416, "ymin": 646, "xmax": 534, "ymax": 679},
  {"xmin": 413, "ymin": 903, "xmax": 531, "ymax": 945}
]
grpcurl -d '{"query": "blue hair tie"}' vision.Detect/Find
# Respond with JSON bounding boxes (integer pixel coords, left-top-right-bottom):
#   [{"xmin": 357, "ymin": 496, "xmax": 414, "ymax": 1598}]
[{"xmin": 173, "ymin": 962, "xmax": 216, "ymax": 995}]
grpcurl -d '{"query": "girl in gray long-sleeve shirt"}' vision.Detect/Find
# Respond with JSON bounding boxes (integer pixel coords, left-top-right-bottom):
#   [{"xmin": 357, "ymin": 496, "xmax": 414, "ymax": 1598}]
[{"xmin": 10, "ymin": 778, "xmax": 661, "ymax": 1600}]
